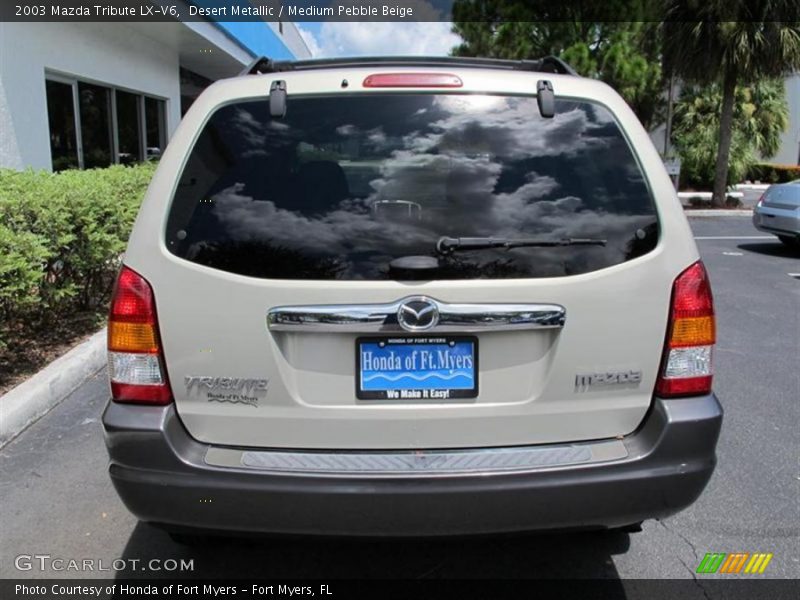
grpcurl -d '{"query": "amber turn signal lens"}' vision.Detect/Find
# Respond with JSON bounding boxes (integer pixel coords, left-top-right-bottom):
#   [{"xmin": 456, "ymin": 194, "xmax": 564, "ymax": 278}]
[
  {"xmin": 108, "ymin": 321, "xmax": 158, "ymax": 353},
  {"xmin": 670, "ymin": 316, "xmax": 715, "ymax": 347}
]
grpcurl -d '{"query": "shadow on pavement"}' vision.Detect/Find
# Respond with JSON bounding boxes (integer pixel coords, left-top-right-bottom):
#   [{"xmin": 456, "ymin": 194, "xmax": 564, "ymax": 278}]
[
  {"xmin": 115, "ymin": 521, "xmax": 630, "ymax": 580},
  {"xmin": 737, "ymin": 242, "xmax": 800, "ymax": 258}
]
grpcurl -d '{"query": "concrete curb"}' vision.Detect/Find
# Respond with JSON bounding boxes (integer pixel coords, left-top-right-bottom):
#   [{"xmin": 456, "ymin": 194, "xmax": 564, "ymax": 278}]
[
  {"xmin": 685, "ymin": 209, "xmax": 753, "ymax": 217},
  {"xmin": 0, "ymin": 328, "xmax": 106, "ymax": 448},
  {"xmin": 735, "ymin": 183, "xmax": 770, "ymax": 192},
  {"xmin": 678, "ymin": 191, "xmax": 744, "ymax": 202}
]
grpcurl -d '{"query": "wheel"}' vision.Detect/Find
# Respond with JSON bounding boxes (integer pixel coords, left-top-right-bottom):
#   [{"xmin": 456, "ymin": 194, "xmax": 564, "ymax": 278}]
[{"xmin": 777, "ymin": 235, "xmax": 800, "ymax": 248}]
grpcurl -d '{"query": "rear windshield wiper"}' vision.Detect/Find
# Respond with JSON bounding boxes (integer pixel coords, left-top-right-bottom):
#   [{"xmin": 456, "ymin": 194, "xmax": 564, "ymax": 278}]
[{"xmin": 436, "ymin": 236, "xmax": 607, "ymax": 254}]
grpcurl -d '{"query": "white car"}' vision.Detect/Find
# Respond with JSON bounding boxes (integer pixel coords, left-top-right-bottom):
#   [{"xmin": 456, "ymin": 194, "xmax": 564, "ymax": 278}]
[{"xmin": 103, "ymin": 56, "xmax": 722, "ymax": 541}]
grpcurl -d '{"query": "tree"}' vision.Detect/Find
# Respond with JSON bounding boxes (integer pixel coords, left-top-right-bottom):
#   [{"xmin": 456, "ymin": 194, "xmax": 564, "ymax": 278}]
[
  {"xmin": 673, "ymin": 79, "xmax": 789, "ymax": 188},
  {"xmin": 451, "ymin": 3, "xmax": 664, "ymax": 129},
  {"xmin": 662, "ymin": 4, "xmax": 800, "ymax": 206}
]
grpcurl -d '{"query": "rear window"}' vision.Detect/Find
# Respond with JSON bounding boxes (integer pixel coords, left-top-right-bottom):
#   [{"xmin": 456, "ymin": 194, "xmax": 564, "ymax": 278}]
[{"xmin": 166, "ymin": 93, "xmax": 658, "ymax": 280}]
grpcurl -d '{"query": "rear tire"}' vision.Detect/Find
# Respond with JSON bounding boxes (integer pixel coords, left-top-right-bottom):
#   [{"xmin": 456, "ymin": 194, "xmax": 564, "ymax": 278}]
[{"xmin": 778, "ymin": 235, "xmax": 800, "ymax": 248}]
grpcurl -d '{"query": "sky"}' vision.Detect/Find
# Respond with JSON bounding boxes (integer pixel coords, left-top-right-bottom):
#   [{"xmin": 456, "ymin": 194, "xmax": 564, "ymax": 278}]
[{"xmin": 295, "ymin": 22, "xmax": 462, "ymax": 58}]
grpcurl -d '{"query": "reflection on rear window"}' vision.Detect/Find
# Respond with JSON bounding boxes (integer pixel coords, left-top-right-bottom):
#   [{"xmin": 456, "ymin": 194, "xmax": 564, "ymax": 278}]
[{"xmin": 166, "ymin": 94, "xmax": 658, "ymax": 280}]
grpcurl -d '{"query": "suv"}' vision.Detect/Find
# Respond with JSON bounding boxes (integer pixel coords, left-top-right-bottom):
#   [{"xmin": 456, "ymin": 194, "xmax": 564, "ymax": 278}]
[{"xmin": 103, "ymin": 57, "xmax": 722, "ymax": 538}]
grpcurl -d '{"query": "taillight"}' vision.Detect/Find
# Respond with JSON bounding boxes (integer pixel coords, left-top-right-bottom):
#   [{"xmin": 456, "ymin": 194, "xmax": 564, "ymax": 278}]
[
  {"xmin": 107, "ymin": 266, "xmax": 172, "ymax": 404},
  {"xmin": 363, "ymin": 73, "xmax": 463, "ymax": 88},
  {"xmin": 756, "ymin": 193, "xmax": 765, "ymax": 208},
  {"xmin": 656, "ymin": 261, "xmax": 716, "ymax": 397}
]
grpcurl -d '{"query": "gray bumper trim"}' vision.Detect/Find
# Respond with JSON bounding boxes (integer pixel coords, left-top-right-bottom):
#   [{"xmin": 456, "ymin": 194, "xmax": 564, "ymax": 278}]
[
  {"xmin": 233, "ymin": 442, "xmax": 609, "ymax": 475},
  {"xmin": 103, "ymin": 395, "xmax": 722, "ymax": 536}
]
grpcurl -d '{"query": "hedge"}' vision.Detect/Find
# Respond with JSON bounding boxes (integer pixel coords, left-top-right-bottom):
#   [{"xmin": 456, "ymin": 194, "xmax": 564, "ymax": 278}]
[
  {"xmin": 746, "ymin": 163, "xmax": 800, "ymax": 184},
  {"xmin": 0, "ymin": 163, "xmax": 156, "ymax": 347}
]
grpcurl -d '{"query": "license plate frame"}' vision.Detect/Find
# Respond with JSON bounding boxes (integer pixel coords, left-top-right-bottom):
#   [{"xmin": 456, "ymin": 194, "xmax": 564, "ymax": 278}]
[{"xmin": 356, "ymin": 336, "xmax": 479, "ymax": 400}]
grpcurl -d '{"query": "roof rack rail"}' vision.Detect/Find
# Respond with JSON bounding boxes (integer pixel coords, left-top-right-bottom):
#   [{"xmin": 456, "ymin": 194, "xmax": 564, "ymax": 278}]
[
  {"xmin": 240, "ymin": 56, "xmax": 276, "ymax": 76},
  {"xmin": 240, "ymin": 55, "xmax": 579, "ymax": 77}
]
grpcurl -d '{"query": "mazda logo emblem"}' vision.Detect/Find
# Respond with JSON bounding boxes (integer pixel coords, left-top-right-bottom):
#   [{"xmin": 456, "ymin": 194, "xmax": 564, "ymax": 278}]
[{"xmin": 397, "ymin": 297, "xmax": 440, "ymax": 332}]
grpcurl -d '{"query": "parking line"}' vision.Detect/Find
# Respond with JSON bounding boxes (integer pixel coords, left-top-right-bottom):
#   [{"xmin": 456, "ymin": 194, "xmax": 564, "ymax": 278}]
[{"xmin": 694, "ymin": 236, "xmax": 773, "ymax": 240}]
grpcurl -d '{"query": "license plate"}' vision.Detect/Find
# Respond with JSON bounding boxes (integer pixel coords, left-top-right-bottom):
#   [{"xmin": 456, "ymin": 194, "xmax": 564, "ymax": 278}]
[{"xmin": 356, "ymin": 336, "xmax": 478, "ymax": 400}]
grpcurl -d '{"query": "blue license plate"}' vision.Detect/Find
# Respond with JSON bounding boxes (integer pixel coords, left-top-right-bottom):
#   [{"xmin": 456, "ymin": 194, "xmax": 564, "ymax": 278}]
[{"xmin": 356, "ymin": 336, "xmax": 478, "ymax": 400}]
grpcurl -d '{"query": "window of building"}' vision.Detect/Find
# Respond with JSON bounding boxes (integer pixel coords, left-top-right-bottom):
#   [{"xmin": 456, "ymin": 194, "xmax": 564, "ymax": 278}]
[
  {"xmin": 78, "ymin": 82, "xmax": 113, "ymax": 169},
  {"xmin": 116, "ymin": 90, "xmax": 143, "ymax": 165},
  {"xmin": 45, "ymin": 80, "xmax": 79, "ymax": 171},
  {"xmin": 44, "ymin": 74, "xmax": 167, "ymax": 171},
  {"xmin": 179, "ymin": 67, "xmax": 213, "ymax": 115},
  {"xmin": 144, "ymin": 97, "xmax": 166, "ymax": 159}
]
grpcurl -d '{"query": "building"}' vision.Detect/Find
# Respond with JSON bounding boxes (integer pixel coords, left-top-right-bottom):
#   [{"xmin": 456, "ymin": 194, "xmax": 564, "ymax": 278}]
[
  {"xmin": 0, "ymin": 13, "xmax": 310, "ymax": 171},
  {"xmin": 773, "ymin": 74, "xmax": 800, "ymax": 165}
]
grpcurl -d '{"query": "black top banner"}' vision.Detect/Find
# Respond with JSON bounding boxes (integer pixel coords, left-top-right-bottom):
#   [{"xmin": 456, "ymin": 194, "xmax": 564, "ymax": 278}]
[
  {"xmin": 6, "ymin": 0, "xmax": 448, "ymax": 22},
  {"xmin": 1, "ymin": 0, "xmax": 674, "ymax": 23}
]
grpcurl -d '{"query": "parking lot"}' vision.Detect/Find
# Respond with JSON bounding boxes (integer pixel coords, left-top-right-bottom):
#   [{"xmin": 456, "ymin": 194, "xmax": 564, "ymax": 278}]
[{"xmin": 0, "ymin": 215, "xmax": 797, "ymax": 581}]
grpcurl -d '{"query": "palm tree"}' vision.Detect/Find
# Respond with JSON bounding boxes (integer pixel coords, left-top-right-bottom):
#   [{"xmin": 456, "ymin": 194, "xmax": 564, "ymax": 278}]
[
  {"xmin": 662, "ymin": 3, "xmax": 800, "ymax": 206},
  {"xmin": 673, "ymin": 79, "xmax": 789, "ymax": 188},
  {"xmin": 741, "ymin": 79, "xmax": 792, "ymax": 159}
]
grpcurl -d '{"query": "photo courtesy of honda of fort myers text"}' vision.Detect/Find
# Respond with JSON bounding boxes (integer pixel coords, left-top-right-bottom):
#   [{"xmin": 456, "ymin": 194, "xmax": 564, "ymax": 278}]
[{"xmin": 13, "ymin": 583, "xmax": 337, "ymax": 598}]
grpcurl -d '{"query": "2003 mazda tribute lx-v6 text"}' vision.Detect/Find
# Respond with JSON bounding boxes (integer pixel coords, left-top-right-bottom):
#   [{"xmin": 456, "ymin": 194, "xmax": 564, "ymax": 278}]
[{"xmin": 102, "ymin": 56, "xmax": 722, "ymax": 541}]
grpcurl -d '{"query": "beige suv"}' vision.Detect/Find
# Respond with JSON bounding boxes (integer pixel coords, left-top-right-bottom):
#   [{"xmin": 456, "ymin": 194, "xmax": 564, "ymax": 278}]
[{"xmin": 103, "ymin": 56, "xmax": 722, "ymax": 540}]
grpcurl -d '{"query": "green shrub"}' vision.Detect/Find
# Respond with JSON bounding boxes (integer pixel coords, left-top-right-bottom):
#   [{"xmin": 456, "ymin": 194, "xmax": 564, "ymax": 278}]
[
  {"xmin": 0, "ymin": 163, "xmax": 155, "ymax": 347},
  {"xmin": 746, "ymin": 163, "xmax": 800, "ymax": 184}
]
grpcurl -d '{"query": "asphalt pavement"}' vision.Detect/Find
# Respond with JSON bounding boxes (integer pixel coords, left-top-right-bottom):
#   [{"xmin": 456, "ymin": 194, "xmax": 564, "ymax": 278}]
[{"xmin": 1, "ymin": 216, "xmax": 797, "ymax": 582}]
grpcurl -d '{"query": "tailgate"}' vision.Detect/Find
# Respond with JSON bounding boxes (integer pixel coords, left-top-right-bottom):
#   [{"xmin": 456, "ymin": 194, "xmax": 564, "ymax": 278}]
[{"xmin": 124, "ymin": 73, "xmax": 695, "ymax": 449}]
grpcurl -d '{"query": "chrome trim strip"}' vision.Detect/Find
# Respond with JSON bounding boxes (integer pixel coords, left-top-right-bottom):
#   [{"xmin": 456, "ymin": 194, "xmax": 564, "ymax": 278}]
[
  {"xmin": 267, "ymin": 297, "xmax": 566, "ymax": 333},
  {"xmin": 232, "ymin": 442, "xmax": 625, "ymax": 475}
]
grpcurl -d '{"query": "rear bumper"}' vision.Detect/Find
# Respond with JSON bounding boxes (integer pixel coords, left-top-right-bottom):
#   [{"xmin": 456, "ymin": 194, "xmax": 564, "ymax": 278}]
[
  {"xmin": 103, "ymin": 395, "xmax": 722, "ymax": 536},
  {"xmin": 753, "ymin": 206, "xmax": 800, "ymax": 238}
]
